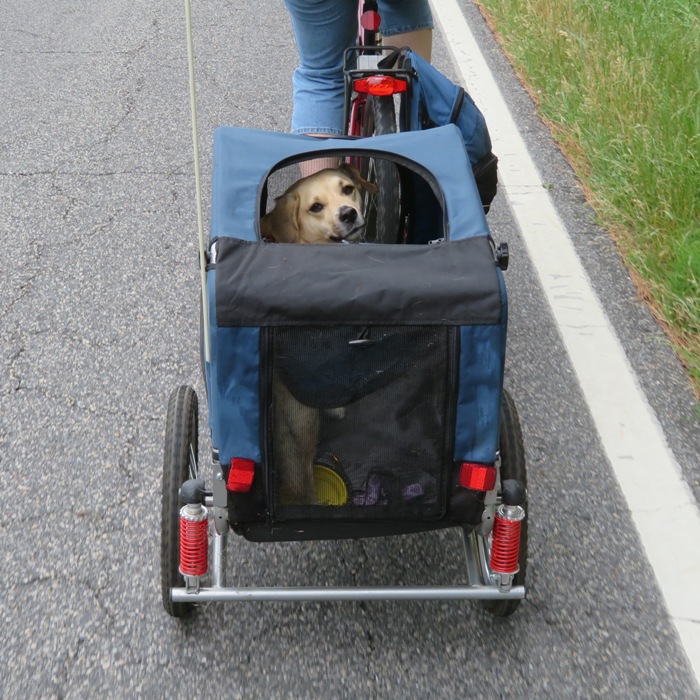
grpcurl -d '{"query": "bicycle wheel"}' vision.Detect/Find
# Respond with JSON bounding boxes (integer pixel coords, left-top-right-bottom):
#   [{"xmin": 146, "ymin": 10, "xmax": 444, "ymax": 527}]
[
  {"xmin": 481, "ymin": 389, "xmax": 528, "ymax": 617},
  {"xmin": 161, "ymin": 385, "xmax": 200, "ymax": 618},
  {"xmin": 361, "ymin": 94, "xmax": 401, "ymax": 243}
]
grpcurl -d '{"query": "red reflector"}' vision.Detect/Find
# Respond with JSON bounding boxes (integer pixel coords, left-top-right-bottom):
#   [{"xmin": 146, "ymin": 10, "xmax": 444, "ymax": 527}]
[
  {"xmin": 227, "ymin": 458, "xmax": 255, "ymax": 492},
  {"xmin": 353, "ymin": 76, "xmax": 407, "ymax": 96},
  {"xmin": 360, "ymin": 10, "xmax": 381, "ymax": 32},
  {"xmin": 459, "ymin": 462, "xmax": 497, "ymax": 491}
]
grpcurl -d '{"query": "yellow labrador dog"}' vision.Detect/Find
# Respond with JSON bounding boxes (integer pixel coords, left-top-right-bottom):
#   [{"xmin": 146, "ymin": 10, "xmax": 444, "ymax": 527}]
[
  {"xmin": 262, "ymin": 163, "xmax": 377, "ymax": 504},
  {"xmin": 261, "ymin": 162, "xmax": 377, "ymax": 244}
]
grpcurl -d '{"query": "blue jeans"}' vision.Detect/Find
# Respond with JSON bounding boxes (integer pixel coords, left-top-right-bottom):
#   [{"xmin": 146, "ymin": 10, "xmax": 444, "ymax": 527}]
[{"xmin": 283, "ymin": 0, "xmax": 433, "ymax": 135}]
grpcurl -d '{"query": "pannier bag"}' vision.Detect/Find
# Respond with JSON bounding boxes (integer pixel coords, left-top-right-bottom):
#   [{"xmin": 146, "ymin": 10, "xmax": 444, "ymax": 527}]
[{"xmin": 396, "ymin": 49, "xmax": 498, "ymax": 211}]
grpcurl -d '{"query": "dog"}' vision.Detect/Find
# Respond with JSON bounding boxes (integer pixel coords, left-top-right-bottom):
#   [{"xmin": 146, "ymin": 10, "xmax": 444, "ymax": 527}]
[
  {"xmin": 261, "ymin": 162, "xmax": 377, "ymax": 244},
  {"xmin": 263, "ymin": 163, "xmax": 377, "ymax": 504}
]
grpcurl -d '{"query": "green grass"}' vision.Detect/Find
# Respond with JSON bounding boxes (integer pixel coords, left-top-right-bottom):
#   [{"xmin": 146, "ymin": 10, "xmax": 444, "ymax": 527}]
[{"xmin": 476, "ymin": 0, "xmax": 700, "ymax": 393}]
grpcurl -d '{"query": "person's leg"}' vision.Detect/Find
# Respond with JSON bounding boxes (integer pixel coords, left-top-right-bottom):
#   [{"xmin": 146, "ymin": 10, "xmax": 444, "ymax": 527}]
[
  {"xmin": 283, "ymin": 0, "xmax": 358, "ymax": 173},
  {"xmin": 283, "ymin": 0, "xmax": 357, "ymax": 136},
  {"xmin": 379, "ymin": 0, "xmax": 433, "ymax": 59},
  {"xmin": 383, "ymin": 28, "xmax": 431, "ymax": 60}
]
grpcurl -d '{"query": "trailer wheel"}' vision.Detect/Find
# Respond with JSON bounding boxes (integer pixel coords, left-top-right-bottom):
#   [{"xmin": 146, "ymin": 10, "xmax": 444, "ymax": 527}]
[
  {"xmin": 482, "ymin": 389, "xmax": 528, "ymax": 617},
  {"xmin": 160, "ymin": 385, "xmax": 199, "ymax": 618}
]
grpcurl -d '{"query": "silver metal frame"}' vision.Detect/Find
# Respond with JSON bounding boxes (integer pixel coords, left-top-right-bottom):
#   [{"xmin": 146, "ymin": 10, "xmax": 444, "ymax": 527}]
[
  {"xmin": 171, "ymin": 585, "xmax": 525, "ymax": 603},
  {"xmin": 169, "ymin": 519, "xmax": 525, "ymax": 604}
]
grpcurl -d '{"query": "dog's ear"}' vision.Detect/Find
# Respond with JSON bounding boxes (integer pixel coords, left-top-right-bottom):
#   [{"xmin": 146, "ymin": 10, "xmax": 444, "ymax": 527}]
[
  {"xmin": 261, "ymin": 192, "xmax": 301, "ymax": 243},
  {"xmin": 338, "ymin": 162, "xmax": 379, "ymax": 194},
  {"xmin": 289, "ymin": 191, "xmax": 302, "ymax": 242}
]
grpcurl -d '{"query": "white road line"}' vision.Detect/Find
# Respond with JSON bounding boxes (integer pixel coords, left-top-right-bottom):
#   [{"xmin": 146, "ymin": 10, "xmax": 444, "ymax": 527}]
[{"xmin": 430, "ymin": 0, "xmax": 700, "ymax": 682}]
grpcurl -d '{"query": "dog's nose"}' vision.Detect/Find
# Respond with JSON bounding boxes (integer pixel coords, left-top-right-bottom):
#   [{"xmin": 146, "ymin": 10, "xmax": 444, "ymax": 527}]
[{"xmin": 338, "ymin": 206, "xmax": 358, "ymax": 224}]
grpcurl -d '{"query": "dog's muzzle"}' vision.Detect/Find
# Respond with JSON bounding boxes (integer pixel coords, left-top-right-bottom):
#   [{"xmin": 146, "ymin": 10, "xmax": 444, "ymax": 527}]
[{"xmin": 332, "ymin": 206, "xmax": 365, "ymax": 242}]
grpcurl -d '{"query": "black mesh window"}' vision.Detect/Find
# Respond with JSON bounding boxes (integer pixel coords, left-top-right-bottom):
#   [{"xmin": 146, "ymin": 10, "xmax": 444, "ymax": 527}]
[{"xmin": 267, "ymin": 325, "xmax": 454, "ymax": 521}]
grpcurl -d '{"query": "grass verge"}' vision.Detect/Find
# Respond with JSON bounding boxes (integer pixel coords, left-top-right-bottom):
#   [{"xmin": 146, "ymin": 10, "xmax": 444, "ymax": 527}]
[{"xmin": 475, "ymin": 0, "xmax": 699, "ymax": 395}]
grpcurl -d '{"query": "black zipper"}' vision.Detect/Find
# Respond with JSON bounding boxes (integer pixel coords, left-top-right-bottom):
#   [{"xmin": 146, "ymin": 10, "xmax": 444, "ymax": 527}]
[
  {"xmin": 440, "ymin": 326, "xmax": 461, "ymax": 517},
  {"xmin": 259, "ymin": 328, "xmax": 276, "ymax": 522}
]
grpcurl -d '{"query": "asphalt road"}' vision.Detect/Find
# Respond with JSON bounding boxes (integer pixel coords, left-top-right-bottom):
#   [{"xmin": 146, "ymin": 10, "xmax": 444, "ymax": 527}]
[{"xmin": 2, "ymin": 1, "xmax": 699, "ymax": 698}]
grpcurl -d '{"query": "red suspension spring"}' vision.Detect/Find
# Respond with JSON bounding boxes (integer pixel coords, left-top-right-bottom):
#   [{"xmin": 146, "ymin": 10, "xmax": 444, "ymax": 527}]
[
  {"xmin": 489, "ymin": 507, "xmax": 524, "ymax": 574},
  {"xmin": 179, "ymin": 505, "xmax": 208, "ymax": 577}
]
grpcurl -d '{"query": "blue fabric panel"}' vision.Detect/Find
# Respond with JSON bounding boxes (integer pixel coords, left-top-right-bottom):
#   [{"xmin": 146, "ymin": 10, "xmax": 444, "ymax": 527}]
[
  {"xmin": 454, "ymin": 324, "xmax": 505, "ymax": 464},
  {"xmin": 211, "ymin": 125, "xmax": 487, "ymax": 243},
  {"xmin": 206, "ymin": 270, "xmax": 261, "ymax": 464}
]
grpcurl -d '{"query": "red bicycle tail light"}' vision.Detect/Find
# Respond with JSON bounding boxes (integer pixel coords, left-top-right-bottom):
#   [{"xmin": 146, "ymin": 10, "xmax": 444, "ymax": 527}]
[
  {"xmin": 459, "ymin": 462, "xmax": 497, "ymax": 491},
  {"xmin": 353, "ymin": 76, "xmax": 407, "ymax": 96},
  {"xmin": 228, "ymin": 458, "xmax": 255, "ymax": 492},
  {"xmin": 360, "ymin": 10, "xmax": 381, "ymax": 31}
]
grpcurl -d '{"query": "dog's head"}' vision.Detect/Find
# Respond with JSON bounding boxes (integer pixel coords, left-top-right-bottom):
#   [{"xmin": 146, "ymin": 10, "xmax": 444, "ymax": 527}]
[{"xmin": 260, "ymin": 163, "xmax": 378, "ymax": 244}]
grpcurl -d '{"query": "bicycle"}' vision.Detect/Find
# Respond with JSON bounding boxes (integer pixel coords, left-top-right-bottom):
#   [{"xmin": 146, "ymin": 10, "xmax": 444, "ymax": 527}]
[{"xmin": 342, "ymin": 1, "xmax": 412, "ymax": 244}]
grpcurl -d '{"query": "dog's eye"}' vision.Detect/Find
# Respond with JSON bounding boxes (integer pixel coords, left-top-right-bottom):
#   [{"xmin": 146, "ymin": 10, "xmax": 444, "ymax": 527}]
[
  {"xmin": 342, "ymin": 185, "xmax": 355, "ymax": 195},
  {"xmin": 309, "ymin": 202, "xmax": 324, "ymax": 213}
]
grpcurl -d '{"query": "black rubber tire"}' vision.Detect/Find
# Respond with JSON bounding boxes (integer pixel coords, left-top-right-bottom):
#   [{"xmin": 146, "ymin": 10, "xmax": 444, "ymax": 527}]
[
  {"xmin": 160, "ymin": 385, "xmax": 199, "ymax": 618},
  {"xmin": 361, "ymin": 95, "xmax": 401, "ymax": 243},
  {"xmin": 482, "ymin": 389, "xmax": 528, "ymax": 617}
]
